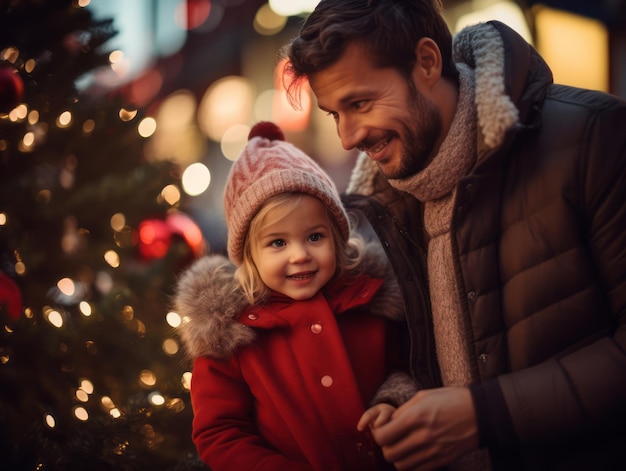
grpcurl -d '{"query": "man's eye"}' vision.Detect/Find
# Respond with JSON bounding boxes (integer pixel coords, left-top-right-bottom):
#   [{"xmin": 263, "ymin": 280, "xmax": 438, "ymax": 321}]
[{"xmin": 326, "ymin": 111, "xmax": 338, "ymax": 121}]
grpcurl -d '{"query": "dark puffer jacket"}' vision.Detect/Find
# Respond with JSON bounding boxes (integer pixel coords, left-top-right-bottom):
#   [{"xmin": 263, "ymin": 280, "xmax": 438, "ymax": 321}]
[{"xmin": 343, "ymin": 21, "xmax": 626, "ymax": 471}]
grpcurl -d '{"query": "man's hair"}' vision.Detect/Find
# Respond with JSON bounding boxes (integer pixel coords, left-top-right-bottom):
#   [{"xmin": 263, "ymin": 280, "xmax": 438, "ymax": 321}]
[{"xmin": 282, "ymin": 0, "xmax": 458, "ymax": 107}]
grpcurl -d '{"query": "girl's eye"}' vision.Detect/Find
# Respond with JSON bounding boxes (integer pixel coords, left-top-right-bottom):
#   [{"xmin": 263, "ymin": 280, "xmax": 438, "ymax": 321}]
[
  {"xmin": 270, "ymin": 239, "xmax": 285, "ymax": 248},
  {"xmin": 309, "ymin": 233, "xmax": 322, "ymax": 242}
]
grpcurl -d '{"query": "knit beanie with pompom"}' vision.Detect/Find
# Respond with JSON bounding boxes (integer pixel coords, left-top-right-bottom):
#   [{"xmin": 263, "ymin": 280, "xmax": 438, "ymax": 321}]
[{"xmin": 223, "ymin": 121, "xmax": 350, "ymax": 266}]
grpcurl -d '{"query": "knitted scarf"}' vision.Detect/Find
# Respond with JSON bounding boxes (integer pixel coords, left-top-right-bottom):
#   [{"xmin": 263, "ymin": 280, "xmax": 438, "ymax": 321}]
[
  {"xmin": 389, "ymin": 64, "xmax": 492, "ymax": 471},
  {"xmin": 389, "ymin": 63, "xmax": 477, "ymax": 388}
]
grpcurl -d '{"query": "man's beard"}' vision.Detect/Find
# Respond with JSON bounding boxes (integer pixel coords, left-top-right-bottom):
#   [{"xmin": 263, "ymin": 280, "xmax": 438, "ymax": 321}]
[{"xmin": 381, "ymin": 82, "xmax": 442, "ymax": 180}]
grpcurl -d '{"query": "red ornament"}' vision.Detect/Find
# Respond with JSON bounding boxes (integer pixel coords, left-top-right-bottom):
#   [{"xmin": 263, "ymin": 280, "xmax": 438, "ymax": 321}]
[
  {"xmin": 138, "ymin": 219, "xmax": 172, "ymax": 259},
  {"xmin": 248, "ymin": 121, "xmax": 285, "ymax": 142},
  {"xmin": 0, "ymin": 271, "xmax": 23, "ymax": 321},
  {"xmin": 166, "ymin": 212, "xmax": 205, "ymax": 257},
  {"xmin": 137, "ymin": 212, "xmax": 205, "ymax": 260},
  {"xmin": 0, "ymin": 66, "xmax": 24, "ymax": 113}
]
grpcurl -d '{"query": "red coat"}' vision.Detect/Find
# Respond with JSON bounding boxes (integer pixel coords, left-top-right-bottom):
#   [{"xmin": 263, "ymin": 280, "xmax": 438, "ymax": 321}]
[{"xmin": 176, "ymin": 255, "xmax": 407, "ymax": 471}]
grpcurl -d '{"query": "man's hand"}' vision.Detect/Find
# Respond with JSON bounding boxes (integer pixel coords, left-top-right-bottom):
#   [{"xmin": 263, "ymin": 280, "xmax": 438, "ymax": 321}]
[{"xmin": 368, "ymin": 387, "xmax": 479, "ymax": 470}]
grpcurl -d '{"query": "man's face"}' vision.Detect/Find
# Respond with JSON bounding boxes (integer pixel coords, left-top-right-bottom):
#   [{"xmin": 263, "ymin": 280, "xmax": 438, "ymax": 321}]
[{"xmin": 309, "ymin": 42, "xmax": 442, "ymax": 179}]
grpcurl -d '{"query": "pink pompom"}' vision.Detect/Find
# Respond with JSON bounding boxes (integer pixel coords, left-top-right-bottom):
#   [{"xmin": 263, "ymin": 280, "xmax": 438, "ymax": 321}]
[{"xmin": 248, "ymin": 121, "xmax": 285, "ymax": 141}]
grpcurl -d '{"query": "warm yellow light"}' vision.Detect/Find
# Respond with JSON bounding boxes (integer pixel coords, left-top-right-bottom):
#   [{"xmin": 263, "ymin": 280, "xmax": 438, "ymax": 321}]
[
  {"xmin": 14, "ymin": 261, "xmax": 26, "ymax": 275},
  {"xmin": 73, "ymin": 406, "xmax": 89, "ymax": 421},
  {"xmin": 28, "ymin": 110, "xmax": 39, "ymax": 124},
  {"xmin": 79, "ymin": 301, "xmax": 92, "ymax": 317},
  {"xmin": 157, "ymin": 90, "xmax": 196, "ymax": 131},
  {"xmin": 533, "ymin": 6, "xmax": 608, "ymax": 92},
  {"xmin": 45, "ymin": 308, "xmax": 64, "ymax": 328},
  {"xmin": 149, "ymin": 392, "xmax": 165, "ymax": 406},
  {"xmin": 21, "ymin": 131, "xmax": 35, "ymax": 149},
  {"xmin": 254, "ymin": 4, "xmax": 287, "ymax": 35},
  {"xmin": 269, "ymin": 0, "xmax": 319, "ymax": 16},
  {"xmin": 80, "ymin": 379, "xmax": 94, "ymax": 394},
  {"xmin": 160, "ymin": 185, "xmax": 181, "ymax": 206},
  {"xmin": 57, "ymin": 278, "xmax": 75, "ymax": 296},
  {"xmin": 45, "ymin": 414, "xmax": 56, "ymax": 428},
  {"xmin": 82, "ymin": 119, "xmax": 95, "ymax": 134},
  {"xmin": 25, "ymin": 58, "xmax": 36, "ymax": 73},
  {"xmin": 220, "ymin": 124, "xmax": 250, "ymax": 161},
  {"xmin": 138, "ymin": 117, "xmax": 157, "ymax": 138},
  {"xmin": 166, "ymin": 311, "xmax": 182, "ymax": 328},
  {"xmin": 9, "ymin": 104, "xmax": 27, "ymax": 121},
  {"xmin": 181, "ymin": 162, "xmax": 211, "ymax": 196},
  {"xmin": 197, "ymin": 76, "xmax": 255, "ymax": 141},
  {"xmin": 119, "ymin": 108, "xmax": 138, "ymax": 122},
  {"xmin": 75, "ymin": 389, "xmax": 89, "ymax": 402},
  {"xmin": 101, "ymin": 396, "xmax": 115, "ymax": 410},
  {"xmin": 139, "ymin": 370, "xmax": 157, "ymax": 387},
  {"xmin": 110, "ymin": 213, "xmax": 126, "ymax": 232},
  {"xmin": 162, "ymin": 338, "xmax": 179, "ymax": 355},
  {"xmin": 182, "ymin": 372, "xmax": 192, "ymax": 390},
  {"xmin": 57, "ymin": 111, "xmax": 72, "ymax": 128},
  {"xmin": 455, "ymin": 1, "xmax": 532, "ymax": 43},
  {"xmin": 109, "ymin": 50, "xmax": 124, "ymax": 64},
  {"xmin": 103, "ymin": 250, "xmax": 120, "ymax": 268}
]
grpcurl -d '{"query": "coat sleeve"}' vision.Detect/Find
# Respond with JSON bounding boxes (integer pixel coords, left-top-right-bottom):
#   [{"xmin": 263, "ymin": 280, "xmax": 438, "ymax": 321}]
[{"xmin": 190, "ymin": 355, "xmax": 313, "ymax": 471}]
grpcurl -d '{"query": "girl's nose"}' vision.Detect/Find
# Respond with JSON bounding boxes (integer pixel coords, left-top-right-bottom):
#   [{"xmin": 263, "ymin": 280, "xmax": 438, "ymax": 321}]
[{"xmin": 289, "ymin": 244, "xmax": 311, "ymax": 263}]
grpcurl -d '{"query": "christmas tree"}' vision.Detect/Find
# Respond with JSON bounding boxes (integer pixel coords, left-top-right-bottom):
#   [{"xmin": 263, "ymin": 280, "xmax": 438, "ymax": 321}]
[{"xmin": 0, "ymin": 1, "xmax": 206, "ymax": 469}]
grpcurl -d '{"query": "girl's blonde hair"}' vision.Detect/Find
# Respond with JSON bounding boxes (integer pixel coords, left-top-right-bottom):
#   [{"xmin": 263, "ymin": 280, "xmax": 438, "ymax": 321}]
[{"xmin": 234, "ymin": 192, "xmax": 364, "ymax": 304}]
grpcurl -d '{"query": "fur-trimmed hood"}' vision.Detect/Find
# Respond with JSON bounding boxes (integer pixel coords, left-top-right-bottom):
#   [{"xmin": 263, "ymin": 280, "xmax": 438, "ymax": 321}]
[
  {"xmin": 173, "ymin": 240, "xmax": 404, "ymax": 360},
  {"xmin": 346, "ymin": 20, "xmax": 552, "ymax": 197}
]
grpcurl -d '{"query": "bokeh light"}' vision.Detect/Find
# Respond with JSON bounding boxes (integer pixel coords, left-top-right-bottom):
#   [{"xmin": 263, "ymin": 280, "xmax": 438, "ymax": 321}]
[
  {"xmin": 254, "ymin": 4, "xmax": 287, "ymax": 35},
  {"xmin": 220, "ymin": 124, "xmax": 250, "ymax": 161},
  {"xmin": 268, "ymin": 0, "xmax": 320, "ymax": 17},
  {"xmin": 181, "ymin": 162, "xmax": 211, "ymax": 196},
  {"xmin": 197, "ymin": 76, "xmax": 255, "ymax": 142},
  {"xmin": 138, "ymin": 116, "xmax": 157, "ymax": 138}
]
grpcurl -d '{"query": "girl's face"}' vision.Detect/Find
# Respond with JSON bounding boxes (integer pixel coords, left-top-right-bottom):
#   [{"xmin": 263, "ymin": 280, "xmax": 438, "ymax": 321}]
[{"xmin": 251, "ymin": 195, "xmax": 337, "ymax": 301}]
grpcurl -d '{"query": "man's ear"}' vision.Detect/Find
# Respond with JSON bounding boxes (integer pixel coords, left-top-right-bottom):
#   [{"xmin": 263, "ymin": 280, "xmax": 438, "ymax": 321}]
[{"xmin": 412, "ymin": 38, "xmax": 443, "ymax": 85}]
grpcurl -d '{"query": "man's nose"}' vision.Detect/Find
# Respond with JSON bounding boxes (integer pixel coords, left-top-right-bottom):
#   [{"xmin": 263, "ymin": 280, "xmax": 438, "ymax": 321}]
[{"xmin": 337, "ymin": 116, "xmax": 366, "ymax": 151}]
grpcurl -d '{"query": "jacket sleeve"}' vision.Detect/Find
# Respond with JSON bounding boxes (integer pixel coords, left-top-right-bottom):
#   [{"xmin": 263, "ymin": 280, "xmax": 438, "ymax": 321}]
[
  {"xmin": 473, "ymin": 96, "xmax": 626, "ymax": 451},
  {"xmin": 369, "ymin": 371, "xmax": 420, "ymax": 407},
  {"xmin": 190, "ymin": 355, "xmax": 313, "ymax": 471}
]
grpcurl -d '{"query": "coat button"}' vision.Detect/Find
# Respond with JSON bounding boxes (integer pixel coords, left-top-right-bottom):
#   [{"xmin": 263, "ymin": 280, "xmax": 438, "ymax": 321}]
[
  {"xmin": 247, "ymin": 313, "xmax": 258, "ymax": 320},
  {"xmin": 467, "ymin": 291, "xmax": 477, "ymax": 302},
  {"xmin": 321, "ymin": 375, "xmax": 333, "ymax": 387},
  {"xmin": 479, "ymin": 353, "xmax": 487, "ymax": 363},
  {"xmin": 310, "ymin": 323, "xmax": 322, "ymax": 334}
]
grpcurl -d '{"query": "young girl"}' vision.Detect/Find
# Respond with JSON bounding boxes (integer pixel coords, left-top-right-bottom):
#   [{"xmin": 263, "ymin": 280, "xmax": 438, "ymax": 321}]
[{"xmin": 174, "ymin": 122, "xmax": 417, "ymax": 470}]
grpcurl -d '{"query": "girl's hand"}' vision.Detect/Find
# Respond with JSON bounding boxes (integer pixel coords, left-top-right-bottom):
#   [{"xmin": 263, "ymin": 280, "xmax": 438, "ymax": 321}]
[{"xmin": 357, "ymin": 403, "xmax": 397, "ymax": 431}]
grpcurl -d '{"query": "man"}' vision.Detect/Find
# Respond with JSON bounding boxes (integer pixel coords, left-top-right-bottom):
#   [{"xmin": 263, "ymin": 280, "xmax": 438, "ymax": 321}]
[{"xmin": 282, "ymin": 1, "xmax": 626, "ymax": 470}]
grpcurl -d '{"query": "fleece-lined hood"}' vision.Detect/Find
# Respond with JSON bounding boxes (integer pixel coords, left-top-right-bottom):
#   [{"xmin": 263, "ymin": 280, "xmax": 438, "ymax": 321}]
[
  {"xmin": 346, "ymin": 20, "xmax": 553, "ymax": 197},
  {"xmin": 174, "ymin": 240, "xmax": 404, "ymax": 360}
]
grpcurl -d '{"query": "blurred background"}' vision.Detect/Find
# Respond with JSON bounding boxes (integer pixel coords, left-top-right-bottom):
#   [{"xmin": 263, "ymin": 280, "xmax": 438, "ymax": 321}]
[
  {"xmin": 87, "ymin": 0, "xmax": 626, "ymax": 254},
  {"xmin": 0, "ymin": 0, "xmax": 624, "ymax": 469}
]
